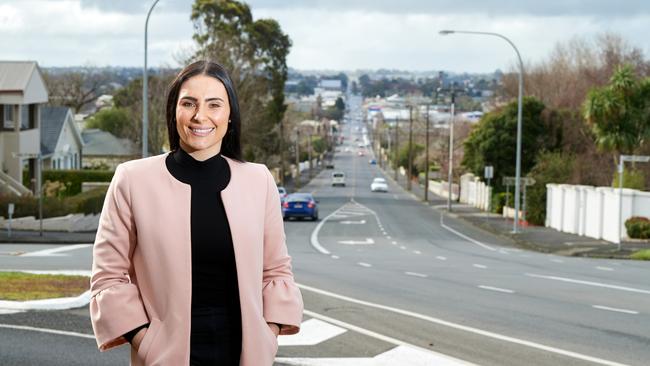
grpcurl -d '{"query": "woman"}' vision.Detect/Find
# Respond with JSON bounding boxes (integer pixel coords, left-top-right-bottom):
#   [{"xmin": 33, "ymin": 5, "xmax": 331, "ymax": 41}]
[{"xmin": 90, "ymin": 60, "xmax": 303, "ymax": 365}]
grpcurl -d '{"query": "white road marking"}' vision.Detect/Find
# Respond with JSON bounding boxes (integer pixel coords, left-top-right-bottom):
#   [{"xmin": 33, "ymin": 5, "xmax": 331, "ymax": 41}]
[
  {"xmin": 339, "ymin": 220, "xmax": 367, "ymax": 225},
  {"xmin": 277, "ymin": 310, "xmax": 477, "ymax": 366},
  {"xmin": 405, "ymin": 272, "xmax": 428, "ymax": 278},
  {"xmin": 473, "ymin": 264, "xmax": 487, "ymax": 269},
  {"xmin": 297, "ymin": 284, "xmax": 627, "ymax": 366},
  {"xmin": 479, "ymin": 285, "xmax": 515, "ymax": 294},
  {"xmin": 596, "ymin": 266, "xmax": 614, "ymax": 271},
  {"xmin": 526, "ymin": 273, "xmax": 650, "ymax": 295},
  {"xmin": 436, "ymin": 256, "xmax": 447, "ymax": 261},
  {"xmin": 399, "ymin": 246, "xmax": 406, "ymax": 250},
  {"xmin": 20, "ymin": 244, "xmax": 92, "ymax": 257},
  {"xmin": 391, "ymin": 241, "xmax": 398, "ymax": 245},
  {"xmin": 278, "ymin": 318, "xmax": 347, "ymax": 346},
  {"xmin": 592, "ymin": 305, "xmax": 638, "ymax": 315},
  {"xmin": 338, "ymin": 238, "xmax": 375, "ymax": 245},
  {"xmin": 386, "ymin": 235, "xmax": 391, "ymax": 239},
  {"xmin": 551, "ymin": 259, "xmax": 564, "ymax": 263},
  {"xmin": 413, "ymin": 250, "xmax": 421, "ymax": 255},
  {"xmin": 358, "ymin": 262, "xmax": 372, "ymax": 268},
  {"xmin": 331, "ymin": 255, "xmax": 340, "ymax": 259},
  {"xmin": 0, "ymin": 324, "xmax": 95, "ymax": 339},
  {"xmin": 439, "ymin": 215, "xmax": 496, "ymax": 251}
]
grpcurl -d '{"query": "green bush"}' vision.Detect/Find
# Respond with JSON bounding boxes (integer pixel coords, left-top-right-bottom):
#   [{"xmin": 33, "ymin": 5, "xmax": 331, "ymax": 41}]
[
  {"xmin": 526, "ymin": 152, "xmax": 575, "ymax": 225},
  {"xmin": 0, "ymin": 187, "xmax": 108, "ymax": 219},
  {"xmin": 625, "ymin": 217, "xmax": 650, "ymax": 239},
  {"xmin": 23, "ymin": 170, "xmax": 114, "ymax": 197},
  {"xmin": 631, "ymin": 249, "xmax": 650, "ymax": 260},
  {"xmin": 612, "ymin": 169, "xmax": 646, "ymax": 190},
  {"xmin": 491, "ymin": 192, "xmax": 514, "ymax": 214}
]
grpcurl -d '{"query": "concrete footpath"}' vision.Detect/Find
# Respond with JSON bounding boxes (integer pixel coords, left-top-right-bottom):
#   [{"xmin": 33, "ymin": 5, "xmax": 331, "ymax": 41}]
[{"xmin": 380, "ymin": 163, "xmax": 650, "ymax": 259}]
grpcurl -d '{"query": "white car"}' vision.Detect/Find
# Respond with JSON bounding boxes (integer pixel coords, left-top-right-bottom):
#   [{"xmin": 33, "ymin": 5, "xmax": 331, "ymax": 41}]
[
  {"xmin": 331, "ymin": 171, "xmax": 346, "ymax": 187},
  {"xmin": 370, "ymin": 177, "xmax": 388, "ymax": 192}
]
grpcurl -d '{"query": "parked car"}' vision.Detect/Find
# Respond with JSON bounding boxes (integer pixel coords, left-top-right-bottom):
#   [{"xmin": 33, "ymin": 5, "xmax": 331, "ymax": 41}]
[
  {"xmin": 282, "ymin": 193, "xmax": 319, "ymax": 221},
  {"xmin": 370, "ymin": 177, "xmax": 388, "ymax": 192},
  {"xmin": 331, "ymin": 171, "xmax": 346, "ymax": 186},
  {"xmin": 278, "ymin": 186, "xmax": 288, "ymax": 201},
  {"xmin": 368, "ymin": 159, "xmax": 377, "ymax": 165}
]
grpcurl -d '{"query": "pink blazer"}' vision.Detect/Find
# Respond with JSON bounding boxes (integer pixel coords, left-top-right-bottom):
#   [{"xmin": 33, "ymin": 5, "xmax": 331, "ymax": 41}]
[{"xmin": 90, "ymin": 154, "xmax": 303, "ymax": 365}]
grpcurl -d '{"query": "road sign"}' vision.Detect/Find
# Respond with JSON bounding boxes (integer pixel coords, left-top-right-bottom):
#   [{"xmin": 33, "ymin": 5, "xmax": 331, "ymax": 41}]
[
  {"xmin": 484, "ymin": 165, "xmax": 494, "ymax": 179},
  {"xmin": 502, "ymin": 176, "xmax": 535, "ymax": 186}
]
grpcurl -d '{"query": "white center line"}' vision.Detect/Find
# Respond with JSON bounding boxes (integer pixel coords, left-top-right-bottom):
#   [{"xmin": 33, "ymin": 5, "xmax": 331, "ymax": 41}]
[
  {"xmin": 436, "ymin": 256, "xmax": 447, "ymax": 261},
  {"xmin": 399, "ymin": 246, "xmax": 406, "ymax": 250},
  {"xmin": 331, "ymin": 255, "xmax": 340, "ymax": 259},
  {"xmin": 405, "ymin": 272, "xmax": 428, "ymax": 278},
  {"xmin": 526, "ymin": 273, "xmax": 650, "ymax": 295},
  {"xmin": 386, "ymin": 235, "xmax": 391, "ymax": 239},
  {"xmin": 412, "ymin": 250, "xmax": 421, "ymax": 255},
  {"xmin": 592, "ymin": 305, "xmax": 638, "ymax": 315},
  {"xmin": 473, "ymin": 264, "xmax": 487, "ymax": 269},
  {"xmin": 297, "ymin": 284, "xmax": 628, "ymax": 366},
  {"xmin": 596, "ymin": 266, "xmax": 614, "ymax": 271},
  {"xmin": 478, "ymin": 285, "xmax": 515, "ymax": 294},
  {"xmin": 391, "ymin": 241, "xmax": 398, "ymax": 245},
  {"xmin": 358, "ymin": 262, "xmax": 372, "ymax": 268}
]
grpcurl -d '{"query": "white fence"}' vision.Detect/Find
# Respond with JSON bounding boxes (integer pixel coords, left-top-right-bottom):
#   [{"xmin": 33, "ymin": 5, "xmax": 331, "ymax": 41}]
[
  {"xmin": 459, "ymin": 173, "xmax": 492, "ymax": 211},
  {"xmin": 546, "ymin": 184, "xmax": 650, "ymax": 243},
  {"xmin": 427, "ymin": 180, "xmax": 459, "ymax": 201}
]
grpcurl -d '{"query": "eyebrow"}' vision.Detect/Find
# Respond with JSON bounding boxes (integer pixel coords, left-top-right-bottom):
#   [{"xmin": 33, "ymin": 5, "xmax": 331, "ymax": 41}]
[{"xmin": 179, "ymin": 96, "xmax": 226, "ymax": 103}]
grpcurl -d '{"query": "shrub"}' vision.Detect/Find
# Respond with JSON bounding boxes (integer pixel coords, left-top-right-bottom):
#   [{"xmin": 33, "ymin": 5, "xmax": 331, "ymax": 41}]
[
  {"xmin": 625, "ymin": 217, "xmax": 650, "ymax": 239},
  {"xmin": 612, "ymin": 169, "xmax": 646, "ymax": 190},
  {"xmin": 0, "ymin": 187, "xmax": 108, "ymax": 219},
  {"xmin": 526, "ymin": 152, "xmax": 575, "ymax": 225},
  {"xmin": 631, "ymin": 249, "xmax": 650, "ymax": 260},
  {"xmin": 491, "ymin": 192, "xmax": 514, "ymax": 214},
  {"xmin": 23, "ymin": 170, "xmax": 114, "ymax": 197}
]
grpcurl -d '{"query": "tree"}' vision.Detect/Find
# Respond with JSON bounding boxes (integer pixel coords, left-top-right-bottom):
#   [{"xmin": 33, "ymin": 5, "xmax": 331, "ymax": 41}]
[
  {"xmin": 335, "ymin": 97, "xmax": 345, "ymax": 112},
  {"xmin": 43, "ymin": 69, "xmax": 109, "ymax": 113},
  {"xmin": 526, "ymin": 152, "xmax": 575, "ymax": 225},
  {"xmin": 85, "ymin": 108, "xmax": 131, "ymax": 137},
  {"xmin": 462, "ymin": 97, "xmax": 549, "ymax": 191},
  {"xmin": 583, "ymin": 64, "xmax": 650, "ymax": 163},
  {"xmin": 190, "ymin": 0, "xmax": 291, "ymax": 165}
]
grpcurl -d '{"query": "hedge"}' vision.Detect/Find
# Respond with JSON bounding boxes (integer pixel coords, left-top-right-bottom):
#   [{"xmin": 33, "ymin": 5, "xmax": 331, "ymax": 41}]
[
  {"xmin": 23, "ymin": 170, "xmax": 114, "ymax": 197},
  {"xmin": 625, "ymin": 217, "xmax": 650, "ymax": 239},
  {"xmin": 0, "ymin": 187, "xmax": 108, "ymax": 219}
]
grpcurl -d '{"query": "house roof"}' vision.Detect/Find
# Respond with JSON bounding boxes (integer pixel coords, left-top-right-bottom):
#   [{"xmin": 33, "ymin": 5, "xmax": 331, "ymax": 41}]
[
  {"xmin": 81, "ymin": 129, "xmax": 138, "ymax": 157},
  {"xmin": 0, "ymin": 61, "xmax": 48, "ymax": 104},
  {"xmin": 40, "ymin": 106, "xmax": 69, "ymax": 155}
]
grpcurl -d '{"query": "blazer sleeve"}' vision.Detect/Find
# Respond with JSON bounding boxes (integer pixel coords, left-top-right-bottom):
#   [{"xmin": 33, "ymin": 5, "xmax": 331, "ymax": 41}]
[
  {"xmin": 261, "ymin": 167, "xmax": 304, "ymax": 335},
  {"xmin": 89, "ymin": 164, "xmax": 149, "ymax": 351}
]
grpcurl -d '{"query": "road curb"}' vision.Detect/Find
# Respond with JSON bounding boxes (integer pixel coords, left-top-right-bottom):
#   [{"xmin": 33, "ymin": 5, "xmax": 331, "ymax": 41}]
[{"xmin": 0, "ymin": 270, "xmax": 91, "ymax": 311}]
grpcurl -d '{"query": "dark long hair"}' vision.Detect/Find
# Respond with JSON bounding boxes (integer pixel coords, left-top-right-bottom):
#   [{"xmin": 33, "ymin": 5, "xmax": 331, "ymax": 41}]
[{"xmin": 166, "ymin": 60, "xmax": 243, "ymax": 161}]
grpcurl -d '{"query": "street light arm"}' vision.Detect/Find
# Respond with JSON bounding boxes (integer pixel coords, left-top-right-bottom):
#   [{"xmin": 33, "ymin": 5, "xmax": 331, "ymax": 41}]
[
  {"xmin": 143, "ymin": 0, "xmax": 160, "ymax": 158},
  {"xmin": 440, "ymin": 30, "xmax": 524, "ymax": 73}
]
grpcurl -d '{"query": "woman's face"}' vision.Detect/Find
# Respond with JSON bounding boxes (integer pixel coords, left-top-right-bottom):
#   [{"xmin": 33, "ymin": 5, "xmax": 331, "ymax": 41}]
[{"xmin": 176, "ymin": 74, "xmax": 231, "ymax": 160}]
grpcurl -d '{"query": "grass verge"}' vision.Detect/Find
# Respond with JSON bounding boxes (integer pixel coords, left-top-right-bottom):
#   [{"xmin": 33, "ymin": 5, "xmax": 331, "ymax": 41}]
[
  {"xmin": 0, "ymin": 271, "xmax": 89, "ymax": 301},
  {"xmin": 631, "ymin": 249, "xmax": 650, "ymax": 261}
]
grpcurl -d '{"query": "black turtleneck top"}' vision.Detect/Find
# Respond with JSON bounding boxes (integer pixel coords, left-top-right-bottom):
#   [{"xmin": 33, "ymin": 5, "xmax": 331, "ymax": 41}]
[{"xmin": 164, "ymin": 148, "xmax": 242, "ymax": 363}]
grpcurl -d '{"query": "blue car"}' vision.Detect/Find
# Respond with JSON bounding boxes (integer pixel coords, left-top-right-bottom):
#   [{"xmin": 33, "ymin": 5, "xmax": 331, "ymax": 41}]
[{"xmin": 282, "ymin": 193, "xmax": 319, "ymax": 221}]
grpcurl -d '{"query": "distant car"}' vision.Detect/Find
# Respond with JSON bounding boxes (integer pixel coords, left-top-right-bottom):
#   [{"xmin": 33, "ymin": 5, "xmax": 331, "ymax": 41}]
[
  {"xmin": 282, "ymin": 193, "xmax": 319, "ymax": 221},
  {"xmin": 371, "ymin": 177, "xmax": 388, "ymax": 192},
  {"xmin": 325, "ymin": 162, "xmax": 335, "ymax": 169},
  {"xmin": 368, "ymin": 159, "xmax": 377, "ymax": 165},
  {"xmin": 278, "ymin": 186, "xmax": 288, "ymax": 201},
  {"xmin": 331, "ymin": 171, "xmax": 346, "ymax": 186},
  {"xmin": 357, "ymin": 150, "xmax": 365, "ymax": 156}
]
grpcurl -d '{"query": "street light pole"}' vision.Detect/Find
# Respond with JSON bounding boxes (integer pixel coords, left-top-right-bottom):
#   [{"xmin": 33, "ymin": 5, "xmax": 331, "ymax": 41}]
[
  {"xmin": 440, "ymin": 29, "xmax": 525, "ymax": 232},
  {"xmin": 447, "ymin": 92, "xmax": 455, "ymax": 212},
  {"xmin": 394, "ymin": 117, "xmax": 399, "ymax": 181},
  {"xmin": 424, "ymin": 104, "xmax": 430, "ymax": 202},
  {"xmin": 407, "ymin": 105, "xmax": 413, "ymax": 191},
  {"xmin": 143, "ymin": 0, "xmax": 160, "ymax": 158}
]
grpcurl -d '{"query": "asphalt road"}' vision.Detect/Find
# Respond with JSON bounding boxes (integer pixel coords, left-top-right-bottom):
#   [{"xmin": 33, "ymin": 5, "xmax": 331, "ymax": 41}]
[{"xmin": 0, "ymin": 94, "xmax": 648, "ymax": 365}]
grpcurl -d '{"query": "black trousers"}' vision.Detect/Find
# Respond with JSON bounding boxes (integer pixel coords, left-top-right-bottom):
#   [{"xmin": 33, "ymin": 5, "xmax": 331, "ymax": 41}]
[{"xmin": 189, "ymin": 306, "xmax": 241, "ymax": 366}]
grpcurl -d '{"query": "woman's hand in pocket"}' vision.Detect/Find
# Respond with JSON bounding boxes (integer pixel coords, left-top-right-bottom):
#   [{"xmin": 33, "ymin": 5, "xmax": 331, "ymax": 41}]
[
  {"xmin": 131, "ymin": 327, "xmax": 148, "ymax": 351},
  {"xmin": 267, "ymin": 323, "xmax": 280, "ymax": 337}
]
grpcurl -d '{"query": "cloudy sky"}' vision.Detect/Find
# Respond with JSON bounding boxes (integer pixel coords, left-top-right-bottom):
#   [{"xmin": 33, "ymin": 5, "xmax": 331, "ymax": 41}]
[{"xmin": 1, "ymin": 0, "xmax": 649, "ymax": 73}]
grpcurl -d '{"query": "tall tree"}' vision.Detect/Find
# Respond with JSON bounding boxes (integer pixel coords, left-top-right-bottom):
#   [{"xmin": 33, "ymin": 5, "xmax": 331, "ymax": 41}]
[
  {"xmin": 43, "ymin": 69, "xmax": 108, "ymax": 113},
  {"xmin": 583, "ymin": 64, "xmax": 650, "ymax": 163},
  {"xmin": 190, "ymin": 0, "xmax": 291, "ymax": 165}
]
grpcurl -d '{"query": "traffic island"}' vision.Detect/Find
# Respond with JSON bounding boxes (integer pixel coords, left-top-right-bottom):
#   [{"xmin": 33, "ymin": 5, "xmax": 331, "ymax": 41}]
[{"xmin": 0, "ymin": 270, "xmax": 91, "ymax": 311}]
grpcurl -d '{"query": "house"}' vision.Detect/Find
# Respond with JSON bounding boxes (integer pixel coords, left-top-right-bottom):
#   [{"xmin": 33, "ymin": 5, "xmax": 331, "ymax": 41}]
[
  {"xmin": 81, "ymin": 129, "xmax": 138, "ymax": 170},
  {"xmin": 0, "ymin": 61, "xmax": 49, "ymax": 195},
  {"xmin": 40, "ymin": 106, "xmax": 84, "ymax": 170}
]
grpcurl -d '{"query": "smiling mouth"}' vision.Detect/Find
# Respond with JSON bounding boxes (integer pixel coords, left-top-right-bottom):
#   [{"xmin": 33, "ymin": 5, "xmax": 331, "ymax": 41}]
[{"xmin": 189, "ymin": 127, "xmax": 215, "ymax": 136}]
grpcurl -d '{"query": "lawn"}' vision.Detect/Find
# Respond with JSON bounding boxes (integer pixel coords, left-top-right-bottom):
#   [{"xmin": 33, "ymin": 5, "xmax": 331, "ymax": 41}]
[
  {"xmin": 0, "ymin": 271, "xmax": 89, "ymax": 301},
  {"xmin": 631, "ymin": 249, "xmax": 650, "ymax": 261}
]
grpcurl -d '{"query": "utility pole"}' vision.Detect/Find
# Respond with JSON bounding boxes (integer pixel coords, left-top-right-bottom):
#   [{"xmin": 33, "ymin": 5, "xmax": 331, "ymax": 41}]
[
  {"xmin": 407, "ymin": 105, "xmax": 413, "ymax": 191},
  {"xmin": 308, "ymin": 131, "xmax": 313, "ymax": 179},
  {"xmin": 394, "ymin": 117, "xmax": 399, "ymax": 181},
  {"xmin": 447, "ymin": 92, "xmax": 455, "ymax": 212},
  {"xmin": 279, "ymin": 119, "xmax": 285, "ymax": 186},
  {"xmin": 295, "ymin": 129, "xmax": 300, "ymax": 189},
  {"xmin": 424, "ymin": 104, "xmax": 430, "ymax": 202}
]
